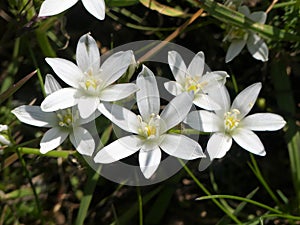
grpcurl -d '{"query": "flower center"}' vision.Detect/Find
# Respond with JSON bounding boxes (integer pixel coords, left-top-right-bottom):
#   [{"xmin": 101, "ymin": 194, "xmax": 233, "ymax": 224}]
[
  {"xmin": 137, "ymin": 113, "xmax": 160, "ymax": 140},
  {"xmin": 224, "ymin": 109, "xmax": 240, "ymax": 132},
  {"xmin": 184, "ymin": 76, "xmax": 207, "ymax": 94},
  {"xmin": 80, "ymin": 69, "xmax": 102, "ymax": 94},
  {"xmin": 57, "ymin": 109, "xmax": 73, "ymax": 128},
  {"xmin": 224, "ymin": 27, "xmax": 248, "ymax": 42}
]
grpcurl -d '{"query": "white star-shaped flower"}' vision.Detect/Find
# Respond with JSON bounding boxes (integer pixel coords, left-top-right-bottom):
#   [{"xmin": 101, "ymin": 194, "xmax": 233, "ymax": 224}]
[
  {"xmin": 95, "ymin": 65, "xmax": 205, "ymax": 179},
  {"xmin": 38, "ymin": 0, "xmax": 105, "ymax": 20},
  {"xmin": 12, "ymin": 74, "xmax": 98, "ymax": 155},
  {"xmin": 224, "ymin": 6, "xmax": 269, "ymax": 62},
  {"xmin": 41, "ymin": 33, "xmax": 138, "ymax": 119},
  {"xmin": 184, "ymin": 83, "xmax": 286, "ymax": 169},
  {"xmin": 165, "ymin": 51, "xmax": 229, "ymax": 110}
]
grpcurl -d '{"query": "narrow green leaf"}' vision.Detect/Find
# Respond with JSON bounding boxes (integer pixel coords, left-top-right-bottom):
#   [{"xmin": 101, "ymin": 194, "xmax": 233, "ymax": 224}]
[
  {"xmin": 106, "ymin": 0, "xmax": 139, "ymax": 7},
  {"xmin": 0, "ymin": 70, "xmax": 37, "ymax": 104},
  {"xmin": 139, "ymin": 0, "xmax": 186, "ymax": 17}
]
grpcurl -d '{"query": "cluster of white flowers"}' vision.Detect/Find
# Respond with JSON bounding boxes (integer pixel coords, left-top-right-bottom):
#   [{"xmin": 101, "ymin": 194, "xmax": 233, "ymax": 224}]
[{"xmin": 11, "ymin": 33, "xmax": 286, "ymax": 179}]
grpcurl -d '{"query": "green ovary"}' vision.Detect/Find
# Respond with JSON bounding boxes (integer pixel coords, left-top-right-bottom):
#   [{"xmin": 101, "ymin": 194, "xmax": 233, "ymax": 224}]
[{"xmin": 57, "ymin": 109, "xmax": 73, "ymax": 128}]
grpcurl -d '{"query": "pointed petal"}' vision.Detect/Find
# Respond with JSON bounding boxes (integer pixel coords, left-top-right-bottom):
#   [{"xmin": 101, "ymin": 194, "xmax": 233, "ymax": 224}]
[
  {"xmin": 94, "ymin": 135, "xmax": 142, "ymax": 163},
  {"xmin": 12, "ymin": 105, "xmax": 57, "ymax": 127},
  {"xmin": 193, "ymin": 94, "xmax": 221, "ymax": 110},
  {"xmin": 40, "ymin": 127, "xmax": 68, "ymax": 154},
  {"xmin": 231, "ymin": 82, "xmax": 261, "ymax": 118},
  {"xmin": 184, "ymin": 110, "xmax": 221, "ymax": 132},
  {"xmin": 69, "ymin": 127, "xmax": 95, "ymax": 156},
  {"xmin": 207, "ymin": 132, "xmax": 232, "ymax": 159},
  {"xmin": 164, "ymin": 81, "xmax": 183, "ymax": 96},
  {"xmin": 238, "ymin": 5, "xmax": 251, "ymax": 17},
  {"xmin": 44, "ymin": 74, "xmax": 62, "ymax": 95},
  {"xmin": 201, "ymin": 71, "xmax": 229, "ymax": 91},
  {"xmin": 41, "ymin": 88, "xmax": 77, "ymax": 112},
  {"xmin": 101, "ymin": 50, "xmax": 134, "ymax": 86},
  {"xmin": 187, "ymin": 51, "xmax": 205, "ymax": 77},
  {"xmin": 99, "ymin": 83, "xmax": 138, "ymax": 102},
  {"xmin": 77, "ymin": 96, "xmax": 99, "ymax": 119},
  {"xmin": 209, "ymin": 85, "xmax": 231, "ymax": 117},
  {"xmin": 249, "ymin": 11, "xmax": 266, "ymax": 24},
  {"xmin": 168, "ymin": 51, "xmax": 187, "ymax": 83},
  {"xmin": 45, "ymin": 58, "xmax": 82, "ymax": 88},
  {"xmin": 38, "ymin": 0, "xmax": 78, "ymax": 17},
  {"xmin": 139, "ymin": 147, "xmax": 161, "ymax": 179},
  {"xmin": 76, "ymin": 33, "xmax": 100, "ymax": 73},
  {"xmin": 160, "ymin": 134, "xmax": 204, "ymax": 159},
  {"xmin": 98, "ymin": 102, "xmax": 139, "ymax": 133},
  {"xmin": 82, "ymin": 0, "xmax": 105, "ymax": 20},
  {"xmin": 225, "ymin": 39, "xmax": 246, "ymax": 63},
  {"xmin": 247, "ymin": 34, "xmax": 269, "ymax": 62},
  {"xmin": 232, "ymin": 128, "xmax": 265, "ymax": 156},
  {"xmin": 136, "ymin": 65, "xmax": 160, "ymax": 119},
  {"xmin": 241, "ymin": 113, "xmax": 286, "ymax": 131},
  {"xmin": 160, "ymin": 92, "xmax": 193, "ymax": 133}
]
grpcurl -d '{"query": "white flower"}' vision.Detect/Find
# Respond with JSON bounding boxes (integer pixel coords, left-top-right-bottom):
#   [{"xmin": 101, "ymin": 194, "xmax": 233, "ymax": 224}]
[
  {"xmin": 95, "ymin": 65, "xmax": 205, "ymax": 179},
  {"xmin": 224, "ymin": 6, "xmax": 269, "ymax": 63},
  {"xmin": 41, "ymin": 33, "xmax": 138, "ymax": 119},
  {"xmin": 164, "ymin": 51, "xmax": 229, "ymax": 110},
  {"xmin": 184, "ymin": 83, "xmax": 286, "ymax": 169},
  {"xmin": 0, "ymin": 125, "xmax": 10, "ymax": 146},
  {"xmin": 12, "ymin": 74, "xmax": 98, "ymax": 155},
  {"xmin": 38, "ymin": 0, "xmax": 105, "ymax": 20}
]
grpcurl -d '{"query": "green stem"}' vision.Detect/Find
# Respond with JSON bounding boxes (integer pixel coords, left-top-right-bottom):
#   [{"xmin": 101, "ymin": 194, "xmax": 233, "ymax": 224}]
[
  {"xmin": 179, "ymin": 160, "xmax": 242, "ymax": 224},
  {"xmin": 197, "ymin": 195, "xmax": 282, "ymax": 214},
  {"xmin": 248, "ymin": 154, "xmax": 282, "ymax": 207},
  {"xmin": 18, "ymin": 147, "xmax": 75, "ymax": 158},
  {"xmin": 75, "ymin": 166, "xmax": 101, "ymax": 225},
  {"xmin": 137, "ymin": 186, "xmax": 143, "ymax": 225}
]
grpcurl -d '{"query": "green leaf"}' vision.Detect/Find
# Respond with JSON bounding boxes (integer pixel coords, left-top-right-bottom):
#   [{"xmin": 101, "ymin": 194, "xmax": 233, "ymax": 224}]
[
  {"xmin": 0, "ymin": 70, "xmax": 37, "ymax": 104},
  {"xmin": 106, "ymin": 0, "xmax": 139, "ymax": 7},
  {"xmin": 139, "ymin": 0, "xmax": 185, "ymax": 17}
]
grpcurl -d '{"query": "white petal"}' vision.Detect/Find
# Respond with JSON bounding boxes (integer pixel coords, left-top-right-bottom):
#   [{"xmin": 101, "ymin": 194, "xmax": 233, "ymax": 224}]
[
  {"xmin": 12, "ymin": 105, "xmax": 57, "ymax": 127},
  {"xmin": 168, "ymin": 51, "xmax": 187, "ymax": 83},
  {"xmin": 201, "ymin": 71, "xmax": 229, "ymax": 91},
  {"xmin": 136, "ymin": 66, "xmax": 160, "ymax": 119},
  {"xmin": 82, "ymin": 0, "xmax": 105, "ymax": 20},
  {"xmin": 231, "ymin": 82, "xmax": 261, "ymax": 118},
  {"xmin": 99, "ymin": 83, "xmax": 138, "ymax": 102},
  {"xmin": 98, "ymin": 102, "xmax": 139, "ymax": 133},
  {"xmin": 40, "ymin": 127, "xmax": 68, "ymax": 154},
  {"xmin": 241, "ymin": 113, "xmax": 286, "ymax": 131},
  {"xmin": 101, "ymin": 50, "xmax": 134, "ymax": 86},
  {"xmin": 94, "ymin": 135, "xmax": 142, "ymax": 163},
  {"xmin": 193, "ymin": 94, "xmax": 221, "ymax": 110},
  {"xmin": 38, "ymin": 0, "xmax": 78, "ymax": 17},
  {"xmin": 232, "ymin": 128, "xmax": 265, "ymax": 156},
  {"xmin": 249, "ymin": 11, "xmax": 267, "ymax": 24},
  {"xmin": 247, "ymin": 34, "xmax": 269, "ymax": 62},
  {"xmin": 76, "ymin": 33, "xmax": 100, "ymax": 73},
  {"xmin": 187, "ymin": 51, "xmax": 205, "ymax": 77},
  {"xmin": 160, "ymin": 92, "xmax": 193, "ymax": 133},
  {"xmin": 0, "ymin": 125, "xmax": 8, "ymax": 132},
  {"xmin": 209, "ymin": 85, "xmax": 231, "ymax": 117},
  {"xmin": 164, "ymin": 81, "xmax": 183, "ymax": 96},
  {"xmin": 160, "ymin": 134, "xmax": 204, "ymax": 159},
  {"xmin": 45, "ymin": 58, "xmax": 82, "ymax": 88},
  {"xmin": 139, "ymin": 147, "xmax": 161, "ymax": 179},
  {"xmin": 77, "ymin": 96, "xmax": 99, "ymax": 119},
  {"xmin": 69, "ymin": 127, "xmax": 95, "ymax": 156},
  {"xmin": 225, "ymin": 39, "xmax": 246, "ymax": 63},
  {"xmin": 0, "ymin": 135, "xmax": 10, "ymax": 145},
  {"xmin": 41, "ymin": 88, "xmax": 78, "ymax": 112},
  {"xmin": 238, "ymin": 5, "xmax": 251, "ymax": 17},
  {"xmin": 184, "ymin": 110, "xmax": 221, "ymax": 132},
  {"xmin": 207, "ymin": 132, "xmax": 232, "ymax": 159},
  {"xmin": 78, "ymin": 108, "xmax": 101, "ymax": 125},
  {"xmin": 44, "ymin": 74, "xmax": 62, "ymax": 95}
]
